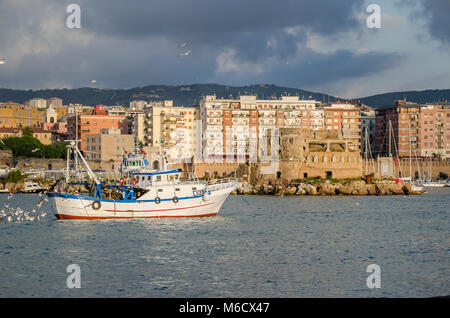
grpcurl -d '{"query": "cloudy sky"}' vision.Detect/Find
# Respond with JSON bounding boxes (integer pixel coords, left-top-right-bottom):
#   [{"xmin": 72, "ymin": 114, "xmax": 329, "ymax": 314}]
[{"xmin": 0, "ymin": 0, "xmax": 449, "ymax": 98}]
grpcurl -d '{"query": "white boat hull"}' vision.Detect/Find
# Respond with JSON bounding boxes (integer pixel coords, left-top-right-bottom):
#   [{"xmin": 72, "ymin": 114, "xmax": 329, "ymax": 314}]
[
  {"xmin": 423, "ymin": 183, "xmax": 445, "ymax": 188},
  {"xmin": 48, "ymin": 182, "xmax": 236, "ymax": 219}
]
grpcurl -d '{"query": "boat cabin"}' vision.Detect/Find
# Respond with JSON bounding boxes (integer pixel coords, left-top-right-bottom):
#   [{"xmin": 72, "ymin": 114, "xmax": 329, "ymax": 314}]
[
  {"xmin": 120, "ymin": 153, "xmax": 149, "ymax": 175},
  {"xmin": 133, "ymin": 169, "xmax": 183, "ymax": 187}
]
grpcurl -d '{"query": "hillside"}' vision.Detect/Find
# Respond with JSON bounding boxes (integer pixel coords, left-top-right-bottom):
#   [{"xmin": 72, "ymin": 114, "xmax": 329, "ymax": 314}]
[
  {"xmin": 358, "ymin": 89, "xmax": 450, "ymax": 108},
  {"xmin": 1, "ymin": 84, "xmax": 449, "ymax": 108},
  {"xmin": 0, "ymin": 84, "xmax": 337, "ymax": 107}
]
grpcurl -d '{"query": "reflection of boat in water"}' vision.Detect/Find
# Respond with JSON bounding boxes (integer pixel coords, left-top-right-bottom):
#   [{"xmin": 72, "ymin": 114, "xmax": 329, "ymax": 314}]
[
  {"xmin": 48, "ymin": 143, "xmax": 237, "ymax": 219},
  {"xmin": 21, "ymin": 181, "xmax": 48, "ymax": 193}
]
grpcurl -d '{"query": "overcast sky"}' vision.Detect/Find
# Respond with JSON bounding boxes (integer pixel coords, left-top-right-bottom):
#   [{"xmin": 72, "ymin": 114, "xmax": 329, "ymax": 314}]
[{"xmin": 0, "ymin": 0, "xmax": 449, "ymax": 98}]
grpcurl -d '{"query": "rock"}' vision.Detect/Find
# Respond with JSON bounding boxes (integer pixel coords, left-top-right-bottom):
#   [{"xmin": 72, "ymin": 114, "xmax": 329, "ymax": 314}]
[
  {"xmin": 286, "ymin": 186, "xmax": 297, "ymax": 195},
  {"xmin": 366, "ymin": 184, "xmax": 377, "ymax": 195},
  {"xmin": 0, "ymin": 183, "xmax": 4, "ymax": 190},
  {"xmin": 375, "ymin": 184, "xmax": 387, "ymax": 195},
  {"xmin": 355, "ymin": 186, "xmax": 369, "ymax": 195},
  {"xmin": 15, "ymin": 182, "xmax": 25, "ymax": 191},
  {"xmin": 5, "ymin": 183, "xmax": 16, "ymax": 192},
  {"xmin": 305, "ymin": 184, "xmax": 317, "ymax": 195},
  {"xmin": 387, "ymin": 184, "xmax": 404, "ymax": 195},
  {"xmin": 317, "ymin": 182, "xmax": 336, "ymax": 195},
  {"xmin": 338, "ymin": 185, "xmax": 353, "ymax": 195},
  {"xmin": 350, "ymin": 180, "xmax": 366, "ymax": 187},
  {"xmin": 295, "ymin": 187, "xmax": 306, "ymax": 195}
]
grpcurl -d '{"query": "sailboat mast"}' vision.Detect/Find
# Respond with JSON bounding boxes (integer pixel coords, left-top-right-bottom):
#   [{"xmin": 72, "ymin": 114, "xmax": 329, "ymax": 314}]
[
  {"xmin": 409, "ymin": 118, "xmax": 412, "ymax": 180},
  {"xmin": 388, "ymin": 119, "xmax": 392, "ymax": 157}
]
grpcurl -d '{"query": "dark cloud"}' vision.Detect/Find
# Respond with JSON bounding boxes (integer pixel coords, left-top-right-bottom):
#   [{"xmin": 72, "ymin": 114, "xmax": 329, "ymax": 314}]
[
  {"xmin": 80, "ymin": 0, "xmax": 366, "ymax": 38},
  {"xmin": 400, "ymin": 0, "xmax": 450, "ymax": 45},
  {"xmin": 0, "ymin": 0, "xmax": 405, "ymax": 95}
]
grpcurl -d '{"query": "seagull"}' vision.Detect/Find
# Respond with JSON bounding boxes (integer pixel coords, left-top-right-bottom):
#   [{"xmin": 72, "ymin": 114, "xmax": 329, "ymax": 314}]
[
  {"xmin": 32, "ymin": 148, "xmax": 40, "ymax": 152},
  {"xmin": 178, "ymin": 50, "xmax": 191, "ymax": 57},
  {"xmin": 37, "ymin": 199, "xmax": 44, "ymax": 208},
  {"xmin": 89, "ymin": 80, "xmax": 97, "ymax": 83},
  {"xmin": 0, "ymin": 59, "xmax": 6, "ymax": 65},
  {"xmin": 179, "ymin": 42, "xmax": 188, "ymax": 49},
  {"xmin": 0, "ymin": 139, "xmax": 4, "ymax": 144}
]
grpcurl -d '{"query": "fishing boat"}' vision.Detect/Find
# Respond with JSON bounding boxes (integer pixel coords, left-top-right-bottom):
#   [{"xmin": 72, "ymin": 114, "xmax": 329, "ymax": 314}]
[{"xmin": 47, "ymin": 142, "xmax": 237, "ymax": 219}]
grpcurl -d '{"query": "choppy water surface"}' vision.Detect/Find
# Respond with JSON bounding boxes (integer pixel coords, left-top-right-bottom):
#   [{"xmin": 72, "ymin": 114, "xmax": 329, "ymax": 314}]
[{"xmin": 0, "ymin": 190, "xmax": 449, "ymax": 297}]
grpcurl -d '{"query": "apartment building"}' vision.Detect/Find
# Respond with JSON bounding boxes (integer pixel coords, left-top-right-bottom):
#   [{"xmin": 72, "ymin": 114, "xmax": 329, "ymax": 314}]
[
  {"xmin": 67, "ymin": 105, "xmax": 128, "ymax": 151},
  {"xmin": 418, "ymin": 104, "xmax": 450, "ymax": 158},
  {"xmin": 199, "ymin": 95, "xmax": 321, "ymax": 161},
  {"xmin": 143, "ymin": 100, "xmax": 199, "ymax": 161},
  {"xmin": 375, "ymin": 100, "xmax": 450, "ymax": 159},
  {"xmin": 360, "ymin": 110, "xmax": 376, "ymax": 156},
  {"xmin": 85, "ymin": 127, "xmax": 134, "ymax": 161},
  {"xmin": 322, "ymin": 103, "xmax": 361, "ymax": 149}
]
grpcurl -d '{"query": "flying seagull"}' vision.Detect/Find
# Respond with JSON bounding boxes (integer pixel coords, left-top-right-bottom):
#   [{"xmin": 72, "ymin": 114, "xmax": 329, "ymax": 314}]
[
  {"xmin": 179, "ymin": 42, "xmax": 188, "ymax": 49},
  {"xmin": 178, "ymin": 50, "xmax": 191, "ymax": 57},
  {"xmin": 89, "ymin": 80, "xmax": 97, "ymax": 83},
  {"xmin": 32, "ymin": 148, "xmax": 40, "ymax": 152},
  {"xmin": 0, "ymin": 59, "xmax": 5, "ymax": 65}
]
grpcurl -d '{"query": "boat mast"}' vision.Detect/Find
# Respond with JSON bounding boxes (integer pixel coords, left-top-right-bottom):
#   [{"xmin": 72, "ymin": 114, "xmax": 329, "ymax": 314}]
[
  {"xmin": 365, "ymin": 127, "xmax": 368, "ymax": 175},
  {"xmin": 71, "ymin": 142, "xmax": 100, "ymax": 185},
  {"xmin": 409, "ymin": 118, "xmax": 412, "ymax": 181}
]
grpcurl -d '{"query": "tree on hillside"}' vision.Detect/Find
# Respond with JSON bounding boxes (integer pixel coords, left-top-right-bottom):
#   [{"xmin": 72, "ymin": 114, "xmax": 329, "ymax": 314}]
[{"xmin": 21, "ymin": 126, "xmax": 33, "ymax": 136}]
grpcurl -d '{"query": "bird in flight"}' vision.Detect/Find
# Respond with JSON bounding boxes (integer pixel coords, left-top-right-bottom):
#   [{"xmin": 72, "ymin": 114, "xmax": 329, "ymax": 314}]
[
  {"xmin": 178, "ymin": 50, "xmax": 191, "ymax": 57},
  {"xmin": 0, "ymin": 59, "xmax": 6, "ymax": 65},
  {"xmin": 32, "ymin": 148, "xmax": 40, "ymax": 153},
  {"xmin": 89, "ymin": 80, "xmax": 97, "ymax": 83},
  {"xmin": 179, "ymin": 42, "xmax": 188, "ymax": 49}
]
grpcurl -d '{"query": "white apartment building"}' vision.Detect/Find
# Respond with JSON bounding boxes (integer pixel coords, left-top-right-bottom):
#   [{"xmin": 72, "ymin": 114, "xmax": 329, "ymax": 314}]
[{"xmin": 199, "ymin": 95, "xmax": 320, "ymax": 162}]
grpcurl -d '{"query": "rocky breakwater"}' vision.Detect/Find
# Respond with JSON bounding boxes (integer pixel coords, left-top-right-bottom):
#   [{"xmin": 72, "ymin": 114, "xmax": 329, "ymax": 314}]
[
  {"xmin": 233, "ymin": 179, "xmax": 421, "ymax": 196},
  {"xmin": 0, "ymin": 181, "xmax": 26, "ymax": 193}
]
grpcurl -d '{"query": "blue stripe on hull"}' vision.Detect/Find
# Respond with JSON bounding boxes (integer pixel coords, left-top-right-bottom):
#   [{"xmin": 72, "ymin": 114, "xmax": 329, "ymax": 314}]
[{"xmin": 46, "ymin": 192, "xmax": 203, "ymax": 203}]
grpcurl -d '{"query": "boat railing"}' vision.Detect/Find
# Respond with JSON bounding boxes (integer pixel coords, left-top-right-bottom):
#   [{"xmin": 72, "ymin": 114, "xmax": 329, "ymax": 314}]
[{"xmin": 206, "ymin": 178, "xmax": 238, "ymax": 191}]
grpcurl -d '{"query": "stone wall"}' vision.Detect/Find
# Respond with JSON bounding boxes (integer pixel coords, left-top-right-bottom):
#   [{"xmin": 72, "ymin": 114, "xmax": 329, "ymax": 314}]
[{"xmin": 0, "ymin": 149, "xmax": 13, "ymax": 167}]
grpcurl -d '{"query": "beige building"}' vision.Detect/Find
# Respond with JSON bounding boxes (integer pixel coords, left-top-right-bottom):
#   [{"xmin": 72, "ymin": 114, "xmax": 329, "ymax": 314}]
[
  {"xmin": 28, "ymin": 98, "xmax": 47, "ymax": 108},
  {"xmin": 85, "ymin": 127, "xmax": 134, "ymax": 161},
  {"xmin": 144, "ymin": 100, "xmax": 199, "ymax": 161}
]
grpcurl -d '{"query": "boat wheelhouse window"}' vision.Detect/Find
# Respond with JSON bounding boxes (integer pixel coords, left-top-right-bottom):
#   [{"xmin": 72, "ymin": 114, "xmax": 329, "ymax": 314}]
[
  {"xmin": 175, "ymin": 188, "xmax": 180, "ymax": 191},
  {"xmin": 158, "ymin": 189, "xmax": 163, "ymax": 192},
  {"xmin": 192, "ymin": 187, "xmax": 197, "ymax": 190},
  {"xmin": 156, "ymin": 176, "xmax": 161, "ymax": 181},
  {"xmin": 147, "ymin": 176, "xmax": 151, "ymax": 181}
]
